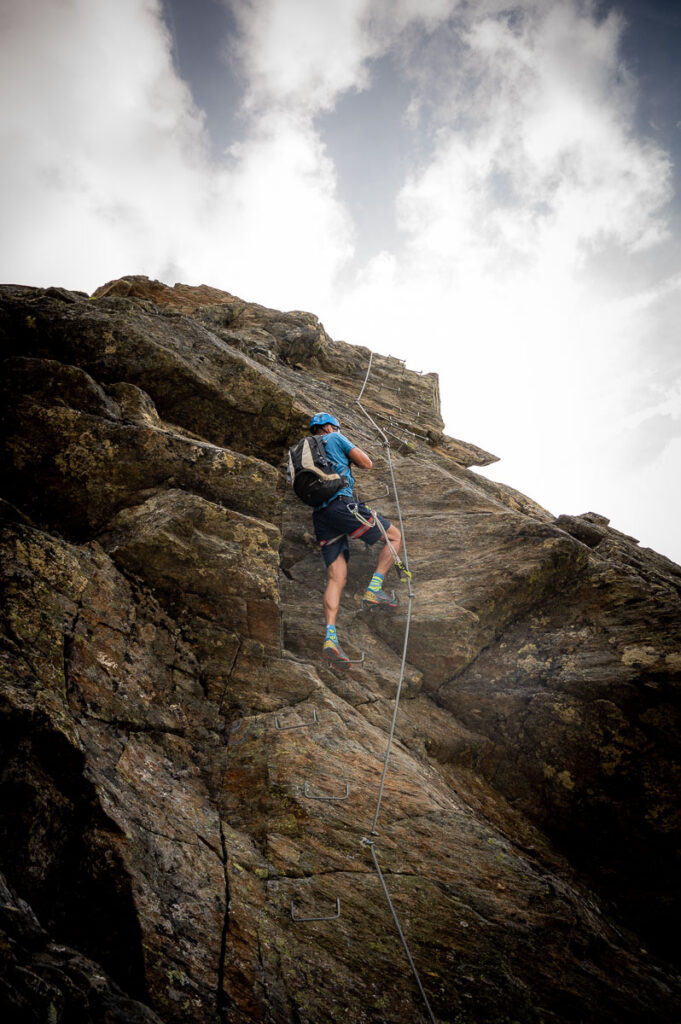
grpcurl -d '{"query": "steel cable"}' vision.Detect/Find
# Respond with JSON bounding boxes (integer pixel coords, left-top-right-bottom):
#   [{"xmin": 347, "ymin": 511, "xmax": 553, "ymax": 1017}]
[
  {"xmin": 361, "ymin": 839, "xmax": 437, "ymax": 1024},
  {"xmin": 288, "ymin": 352, "xmax": 435, "ymax": 1019},
  {"xmin": 356, "ymin": 353, "xmax": 410, "ymax": 577},
  {"xmin": 354, "ymin": 351, "xmax": 436, "ymax": 1022},
  {"xmin": 356, "ymin": 353, "xmax": 415, "ymax": 829}
]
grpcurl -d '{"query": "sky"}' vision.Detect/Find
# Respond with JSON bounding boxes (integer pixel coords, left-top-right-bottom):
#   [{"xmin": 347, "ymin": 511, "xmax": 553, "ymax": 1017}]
[{"xmin": 1, "ymin": 0, "xmax": 680, "ymax": 563}]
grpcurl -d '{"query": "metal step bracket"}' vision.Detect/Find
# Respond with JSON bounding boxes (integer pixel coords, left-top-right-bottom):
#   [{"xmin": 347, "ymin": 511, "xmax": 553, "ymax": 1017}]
[
  {"xmin": 274, "ymin": 708, "xmax": 318, "ymax": 731},
  {"xmin": 290, "ymin": 896, "xmax": 341, "ymax": 922},
  {"xmin": 303, "ymin": 780, "xmax": 350, "ymax": 802},
  {"xmin": 227, "ymin": 719, "xmax": 251, "ymax": 748},
  {"xmin": 363, "ymin": 484, "xmax": 390, "ymax": 502}
]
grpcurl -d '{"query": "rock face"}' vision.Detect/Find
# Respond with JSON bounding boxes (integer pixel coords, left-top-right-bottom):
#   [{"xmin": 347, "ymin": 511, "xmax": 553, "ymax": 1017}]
[{"xmin": 1, "ymin": 275, "xmax": 680, "ymax": 1024}]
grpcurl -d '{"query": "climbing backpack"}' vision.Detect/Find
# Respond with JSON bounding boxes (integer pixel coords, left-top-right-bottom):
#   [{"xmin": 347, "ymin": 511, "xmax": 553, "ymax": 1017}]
[{"xmin": 287, "ymin": 435, "xmax": 347, "ymax": 507}]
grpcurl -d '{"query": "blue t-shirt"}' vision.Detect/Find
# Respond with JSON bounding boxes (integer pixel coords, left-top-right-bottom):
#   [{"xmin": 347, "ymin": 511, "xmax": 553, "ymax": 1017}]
[{"xmin": 316, "ymin": 431, "xmax": 355, "ymax": 509}]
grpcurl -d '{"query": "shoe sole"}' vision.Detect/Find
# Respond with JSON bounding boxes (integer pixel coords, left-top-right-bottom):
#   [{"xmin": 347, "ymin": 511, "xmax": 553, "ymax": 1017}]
[
  {"xmin": 362, "ymin": 597, "xmax": 398, "ymax": 608},
  {"xmin": 323, "ymin": 649, "xmax": 350, "ymax": 670}
]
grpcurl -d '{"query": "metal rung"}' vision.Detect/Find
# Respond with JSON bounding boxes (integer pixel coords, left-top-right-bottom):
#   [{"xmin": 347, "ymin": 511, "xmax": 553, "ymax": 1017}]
[
  {"xmin": 290, "ymin": 896, "xmax": 341, "ymax": 922},
  {"xmin": 274, "ymin": 708, "xmax": 318, "ymax": 730},
  {"xmin": 362, "ymin": 484, "xmax": 389, "ymax": 502},
  {"xmin": 385, "ymin": 430, "xmax": 413, "ymax": 447},
  {"xmin": 227, "ymin": 719, "xmax": 251, "ymax": 748},
  {"xmin": 392, "ymin": 423, "xmax": 428, "ymax": 441},
  {"xmin": 345, "ymin": 652, "xmax": 366, "ymax": 665},
  {"xmin": 303, "ymin": 780, "xmax": 350, "ymax": 801}
]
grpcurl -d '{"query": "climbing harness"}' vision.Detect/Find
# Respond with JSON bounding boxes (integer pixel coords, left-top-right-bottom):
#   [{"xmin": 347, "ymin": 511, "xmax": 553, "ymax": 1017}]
[
  {"xmin": 346, "ymin": 502, "xmax": 412, "ymax": 585},
  {"xmin": 317, "ymin": 502, "xmax": 411, "ymax": 585}
]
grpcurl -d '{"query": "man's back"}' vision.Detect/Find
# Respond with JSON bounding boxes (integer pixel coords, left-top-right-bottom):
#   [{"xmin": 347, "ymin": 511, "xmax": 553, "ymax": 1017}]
[{"xmin": 318, "ymin": 431, "xmax": 355, "ymax": 507}]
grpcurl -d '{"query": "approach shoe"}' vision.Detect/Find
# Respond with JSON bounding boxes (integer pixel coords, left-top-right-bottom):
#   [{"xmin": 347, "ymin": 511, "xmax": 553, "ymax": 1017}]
[
  {"xmin": 323, "ymin": 637, "xmax": 351, "ymax": 669},
  {"xmin": 363, "ymin": 588, "xmax": 398, "ymax": 608}
]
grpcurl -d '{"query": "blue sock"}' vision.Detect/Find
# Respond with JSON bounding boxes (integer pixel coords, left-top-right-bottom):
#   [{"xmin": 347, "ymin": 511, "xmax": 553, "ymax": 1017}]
[
  {"xmin": 367, "ymin": 572, "xmax": 384, "ymax": 593},
  {"xmin": 325, "ymin": 624, "xmax": 338, "ymax": 644}
]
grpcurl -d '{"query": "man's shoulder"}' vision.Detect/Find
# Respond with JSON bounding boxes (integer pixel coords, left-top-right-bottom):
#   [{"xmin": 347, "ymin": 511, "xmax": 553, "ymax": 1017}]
[{"xmin": 324, "ymin": 431, "xmax": 354, "ymax": 453}]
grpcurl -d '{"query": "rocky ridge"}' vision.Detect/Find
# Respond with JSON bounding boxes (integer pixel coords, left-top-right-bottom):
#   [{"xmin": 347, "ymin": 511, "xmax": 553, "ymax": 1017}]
[{"xmin": 0, "ymin": 276, "xmax": 680, "ymax": 1023}]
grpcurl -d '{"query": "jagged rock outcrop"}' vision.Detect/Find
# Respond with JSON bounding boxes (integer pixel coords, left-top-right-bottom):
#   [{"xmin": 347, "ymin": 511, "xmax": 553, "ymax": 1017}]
[{"xmin": 1, "ymin": 276, "xmax": 680, "ymax": 1023}]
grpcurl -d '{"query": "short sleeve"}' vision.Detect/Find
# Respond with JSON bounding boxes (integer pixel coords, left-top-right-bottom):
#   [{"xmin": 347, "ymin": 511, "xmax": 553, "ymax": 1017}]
[{"xmin": 334, "ymin": 432, "xmax": 355, "ymax": 455}]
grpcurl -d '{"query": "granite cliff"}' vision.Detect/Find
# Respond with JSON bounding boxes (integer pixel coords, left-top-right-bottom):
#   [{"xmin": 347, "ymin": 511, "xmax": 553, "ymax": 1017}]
[{"xmin": 1, "ymin": 276, "xmax": 680, "ymax": 1024}]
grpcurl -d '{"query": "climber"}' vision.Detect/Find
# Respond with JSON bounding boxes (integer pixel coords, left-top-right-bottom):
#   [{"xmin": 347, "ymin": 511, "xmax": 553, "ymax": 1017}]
[{"xmin": 308, "ymin": 412, "xmax": 402, "ymax": 668}]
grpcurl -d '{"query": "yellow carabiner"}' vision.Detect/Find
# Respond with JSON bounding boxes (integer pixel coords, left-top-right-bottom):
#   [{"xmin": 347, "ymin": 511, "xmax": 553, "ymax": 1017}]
[{"xmin": 395, "ymin": 560, "xmax": 412, "ymax": 584}]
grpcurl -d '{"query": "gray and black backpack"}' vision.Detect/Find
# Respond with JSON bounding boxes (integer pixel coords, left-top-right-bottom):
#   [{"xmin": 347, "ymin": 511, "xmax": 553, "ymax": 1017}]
[{"xmin": 287, "ymin": 435, "xmax": 347, "ymax": 507}]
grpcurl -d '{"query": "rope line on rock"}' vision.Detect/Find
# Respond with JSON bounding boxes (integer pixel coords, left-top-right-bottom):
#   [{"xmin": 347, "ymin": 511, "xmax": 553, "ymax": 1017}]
[
  {"xmin": 368, "ymin": 593, "xmax": 414, "ymax": 834},
  {"xmin": 356, "ymin": 348, "xmax": 373, "ymax": 402},
  {"xmin": 282, "ymin": 350, "xmax": 435, "ymax": 1021},
  {"xmin": 361, "ymin": 838, "xmax": 437, "ymax": 1024},
  {"xmin": 356, "ymin": 352, "xmax": 411, "ymax": 577},
  {"xmin": 356, "ymin": 353, "xmax": 415, "ymax": 831},
  {"xmin": 355, "ymin": 351, "xmax": 436, "ymax": 1022}
]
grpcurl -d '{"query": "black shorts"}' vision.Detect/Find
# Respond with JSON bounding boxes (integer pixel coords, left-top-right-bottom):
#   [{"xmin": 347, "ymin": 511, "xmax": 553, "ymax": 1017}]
[{"xmin": 313, "ymin": 498, "xmax": 391, "ymax": 566}]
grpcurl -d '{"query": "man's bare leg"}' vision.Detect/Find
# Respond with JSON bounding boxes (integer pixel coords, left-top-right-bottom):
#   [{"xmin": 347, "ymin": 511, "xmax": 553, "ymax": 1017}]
[
  {"xmin": 375, "ymin": 525, "xmax": 401, "ymax": 576},
  {"xmin": 323, "ymin": 555, "xmax": 351, "ymax": 667},
  {"xmin": 365, "ymin": 525, "xmax": 402, "ymax": 606},
  {"xmin": 324, "ymin": 555, "xmax": 348, "ymax": 625}
]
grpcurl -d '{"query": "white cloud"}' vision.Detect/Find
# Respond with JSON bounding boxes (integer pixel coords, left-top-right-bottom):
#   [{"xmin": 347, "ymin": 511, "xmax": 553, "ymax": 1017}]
[
  {"xmin": 0, "ymin": 0, "xmax": 458, "ymax": 308},
  {"xmin": 0, "ymin": 0, "xmax": 208, "ymax": 287},
  {"xmin": 0, "ymin": 0, "xmax": 678, "ymax": 560},
  {"xmin": 0, "ymin": 0, "xmax": 356, "ymax": 309},
  {"xmin": 395, "ymin": 0, "xmax": 671, "ymax": 273},
  {"xmin": 191, "ymin": 112, "xmax": 355, "ymax": 307},
  {"xmin": 323, "ymin": 0, "xmax": 678, "ymax": 559},
  {"xmin": 228, "ymin": 0, "xmax": 457, "ymax": 113},
  {"xmin": 588, "ymin": 435, "xmax": 681, "ymax": 558},
  {"xmin": 229, "ymin": 0, "xmax": 376, "ymax": 112}
]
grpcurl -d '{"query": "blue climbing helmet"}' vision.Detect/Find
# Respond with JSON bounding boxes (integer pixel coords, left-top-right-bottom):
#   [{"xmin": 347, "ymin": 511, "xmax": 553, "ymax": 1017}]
[{"xmin": 309, "ymin": 412, "xmax": 339, "ymax": 432}]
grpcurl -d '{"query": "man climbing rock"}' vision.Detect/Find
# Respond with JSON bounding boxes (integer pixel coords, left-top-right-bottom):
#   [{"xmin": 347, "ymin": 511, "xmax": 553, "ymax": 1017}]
[{"xmin": 308, "ymin": 412, "xmax": 402, "ymax": 668}]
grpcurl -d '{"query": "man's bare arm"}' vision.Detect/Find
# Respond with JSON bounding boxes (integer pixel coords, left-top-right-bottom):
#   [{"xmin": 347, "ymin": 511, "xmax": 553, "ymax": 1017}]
[{"xmin": 348, "ymin": 446, "xmax": 372, "ymax": 470}]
